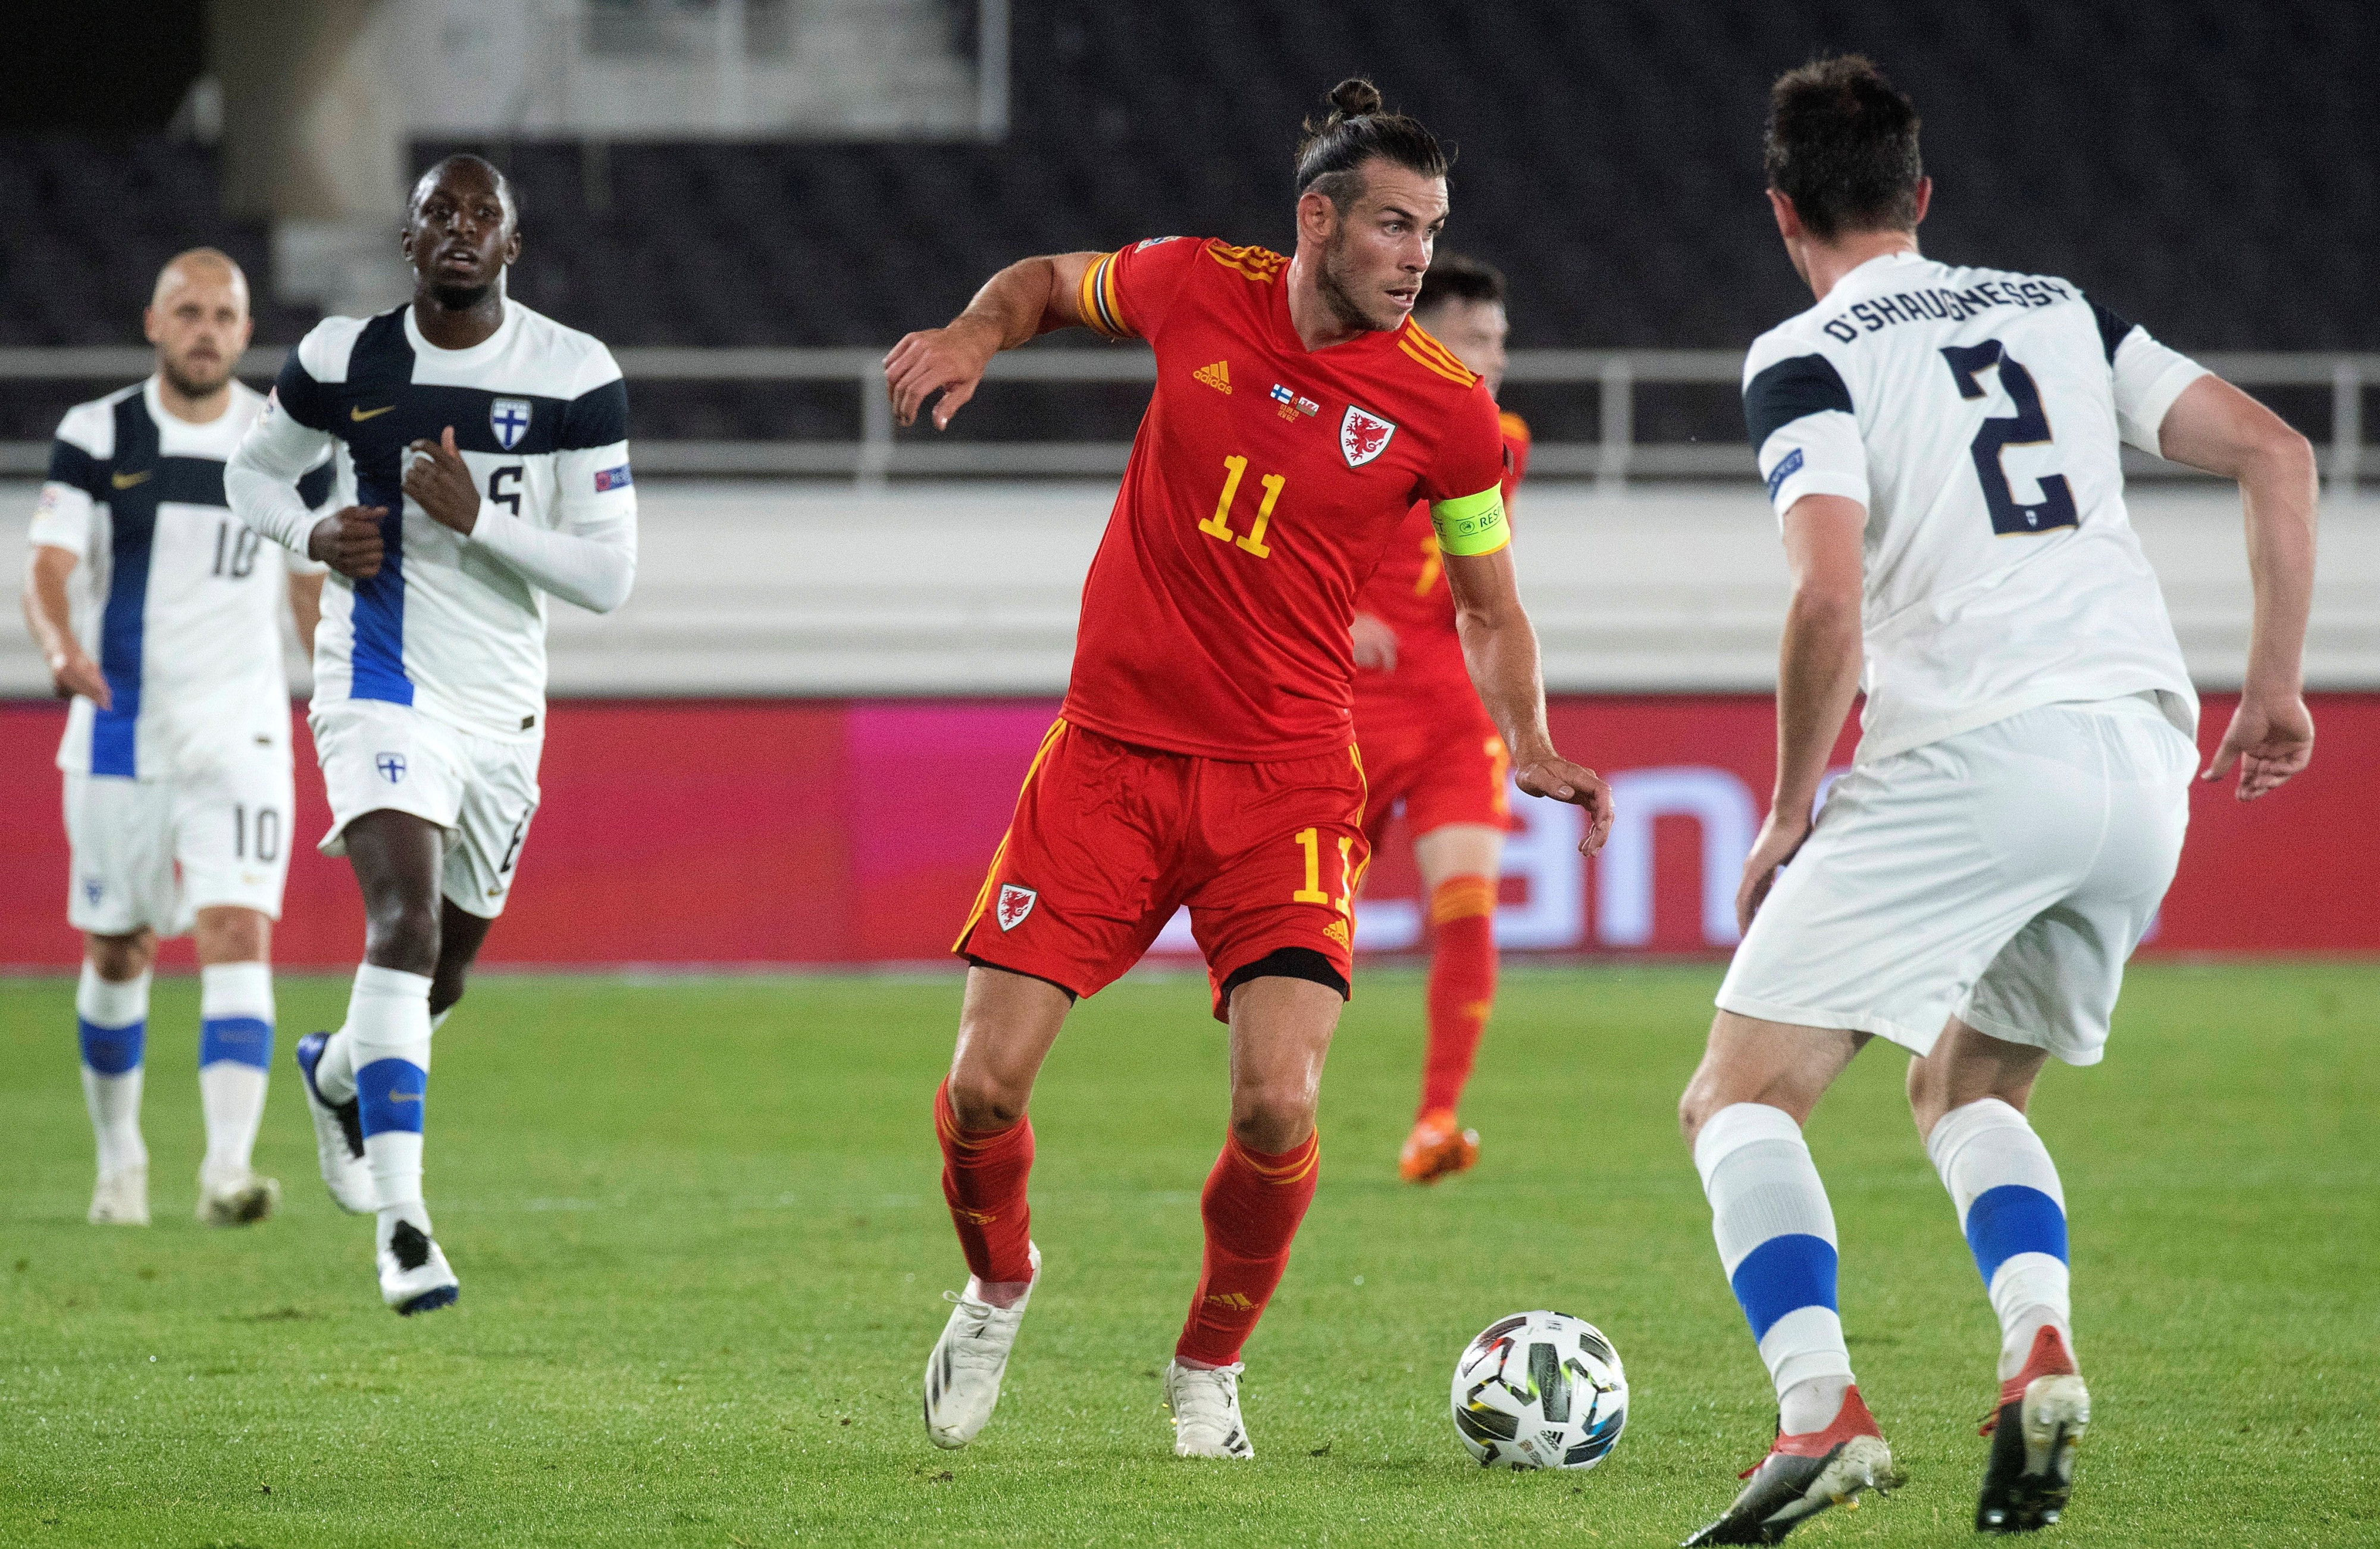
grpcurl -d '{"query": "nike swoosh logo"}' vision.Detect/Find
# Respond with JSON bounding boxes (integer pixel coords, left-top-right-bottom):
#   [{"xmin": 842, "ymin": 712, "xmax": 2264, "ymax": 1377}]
[
  {"xmin": 110, "ymin": 470, "xmax": 152, "ymax": 489},
  {"xmin": 389, "ymin": 1091, "xmax": 423, "ymax": 1103},
  {"xmin": 350, "ymin": 405, "xmax": 396, "ymax": 422}
]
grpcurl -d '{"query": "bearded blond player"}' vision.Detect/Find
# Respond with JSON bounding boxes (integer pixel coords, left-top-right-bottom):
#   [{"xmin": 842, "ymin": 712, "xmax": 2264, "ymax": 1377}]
[{"xmin": 22, "ymin": 251, "xmax": 334, "ymax": 1227}]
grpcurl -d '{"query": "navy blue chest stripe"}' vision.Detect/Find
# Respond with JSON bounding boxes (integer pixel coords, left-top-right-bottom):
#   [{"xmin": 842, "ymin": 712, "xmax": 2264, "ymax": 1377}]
[
  {"xmin": 92, "ymin": 396, "xmax": 162, "ymax": 775},
  {"xmin": 1744, "ymin": 353, "xmax": 1855, "ymax": 450},
  {"xmin": 337, "ymin": 312, "xmax": 415, "ymax": 705}
]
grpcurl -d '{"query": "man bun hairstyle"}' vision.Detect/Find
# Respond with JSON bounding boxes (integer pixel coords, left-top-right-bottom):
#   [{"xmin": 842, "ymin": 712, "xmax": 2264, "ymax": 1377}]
[
  {"xmin": 1295, "ymin": 76, "xmax": 1452, "ymax": 211},
  {"xmin": 1764, "ymin": 55, "xmax": 1922, "ymax": 241},
  {"xmin": 1416, "ymin": 252, "xmax": 1505, "ymax": 315}
]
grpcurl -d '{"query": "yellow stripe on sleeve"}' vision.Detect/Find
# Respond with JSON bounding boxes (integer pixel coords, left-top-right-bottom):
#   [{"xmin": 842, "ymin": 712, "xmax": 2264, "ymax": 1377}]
[{"xmin": 1077, "ymin": 254, "xmax": 1130, "ymax": 339}]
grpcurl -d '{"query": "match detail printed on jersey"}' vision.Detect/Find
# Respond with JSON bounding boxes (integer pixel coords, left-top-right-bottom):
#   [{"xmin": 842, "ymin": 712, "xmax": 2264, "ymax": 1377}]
[
  {"xmin": 1742, "ymin": 251, "xmax": 2207, "ymax": 763},
  {"xmin": 1057, "ymin": 236, "xmax": 1508, "ymax": 760}
]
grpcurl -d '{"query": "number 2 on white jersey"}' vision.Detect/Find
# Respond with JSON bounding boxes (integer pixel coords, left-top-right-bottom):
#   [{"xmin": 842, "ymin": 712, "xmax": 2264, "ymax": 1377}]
[{"xmin": 1940, "ymin": 340, "xmax": 2078, "ymax": 537}]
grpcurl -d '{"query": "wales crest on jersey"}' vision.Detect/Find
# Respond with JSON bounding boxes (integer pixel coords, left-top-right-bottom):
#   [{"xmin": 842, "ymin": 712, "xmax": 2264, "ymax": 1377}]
[
  {"xmin": 1341, "ymin": 405, "xmax": 1397, "ymax": 468},
  {"xmin": 490, "ymin": 398, "xmax": 533, "ymax": 451}
]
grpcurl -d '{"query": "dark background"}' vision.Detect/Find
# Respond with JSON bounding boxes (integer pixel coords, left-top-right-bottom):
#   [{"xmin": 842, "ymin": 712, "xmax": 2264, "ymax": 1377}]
[{"xmin": 4, "ymin": 0, "xmax": 2373, "ymax": 445}]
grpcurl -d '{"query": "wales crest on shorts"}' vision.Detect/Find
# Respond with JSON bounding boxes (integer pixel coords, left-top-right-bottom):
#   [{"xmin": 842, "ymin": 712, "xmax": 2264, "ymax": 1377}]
[
  {"xmin": 1341, "ymin": 405, "xmax": 1397, "ymax": 468},
  {"xmin": 995, "ymin": 884, "xmax": 1037, "ymax": 930}
]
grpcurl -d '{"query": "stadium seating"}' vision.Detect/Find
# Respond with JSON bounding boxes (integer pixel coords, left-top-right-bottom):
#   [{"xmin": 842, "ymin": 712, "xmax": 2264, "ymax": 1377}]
[{"xmin": 1, "ymin": 0, "xmax": 2370, "ymax": 447}]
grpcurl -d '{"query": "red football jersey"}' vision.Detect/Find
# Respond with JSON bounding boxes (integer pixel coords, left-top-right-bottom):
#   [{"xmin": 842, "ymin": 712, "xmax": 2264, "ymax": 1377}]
[
  {"xmin": 1058, "ymin": 237, "xmax": 1510, "ymax": 761},
  {"xmin": 1353, "ymin": 412, "xmax": 1532, "ymax": 704}
]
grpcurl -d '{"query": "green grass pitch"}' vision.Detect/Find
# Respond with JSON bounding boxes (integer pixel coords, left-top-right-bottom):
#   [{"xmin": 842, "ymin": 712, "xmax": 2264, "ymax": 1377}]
[{"xmin": 2, "ymin": 962, "xmax": 2374, "ymax": 1546}]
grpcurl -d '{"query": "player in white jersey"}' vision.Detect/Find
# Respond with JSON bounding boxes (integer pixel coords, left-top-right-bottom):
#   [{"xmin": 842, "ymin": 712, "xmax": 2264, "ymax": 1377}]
[
  {"xmin": 226, "ymin": 155, "xmax": 637, "ymax": 1314},
  {"xmin": 20, "ymin": 251, "xmax": 334, "ymax": 1231},
  {"xmin": 1677, "ymin": 59, "xmax": 2316, "ymax": 1545}
]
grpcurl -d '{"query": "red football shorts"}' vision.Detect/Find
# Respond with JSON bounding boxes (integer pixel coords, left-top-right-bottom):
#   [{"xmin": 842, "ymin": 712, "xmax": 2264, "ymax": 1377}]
[
  {"xmin": 955, "ymin": 719, "xmax": 1370, "ymax": 1020},
  {"xmin": 1354, "ymin": 689, "xmax": 1512, "ymax": 854}
]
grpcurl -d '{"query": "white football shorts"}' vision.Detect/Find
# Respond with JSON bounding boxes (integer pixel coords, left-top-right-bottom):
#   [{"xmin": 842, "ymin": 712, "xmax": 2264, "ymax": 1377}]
[
  {"xmin": 64, "ymin": 755, "xmax": 295, "ymax": 936},
  {"xmin": 1717, "ymin": 694, "xmax": 2196, "ymax": 1066},
  {"xmin": 311, "ymin": 698, "xmax": 543, "ymax": 920}
]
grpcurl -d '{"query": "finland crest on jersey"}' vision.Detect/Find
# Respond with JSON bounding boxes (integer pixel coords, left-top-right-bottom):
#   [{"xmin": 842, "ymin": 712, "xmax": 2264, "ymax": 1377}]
[
  {"xmin": 1743, "ymin": 252, "xmax": 2208, "ymax": 763},
  {"xmin": 490, "ymin": 398, "xmax": 533, "ymax": 450}
]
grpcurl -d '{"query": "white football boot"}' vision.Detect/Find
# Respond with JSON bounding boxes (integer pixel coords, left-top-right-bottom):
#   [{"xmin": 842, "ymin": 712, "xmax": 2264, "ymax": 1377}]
[
  {"xmin": 294, "ymin": 1032, "xmax": 378, "ymax": 1214},
  {"xmin": 87, "ymin": 1165, "xmax": 149, "ymax": 1225},
  {"xmin": 377, "ymin": 1211, "xmax": 459, "ymax": 1315},
  {"xmin": 923, "ymin": 1243, "xmax": 1041, "ymax": 1448},
  {"xmin": 196, "ymin": 1166, "xmax": 281, "ymax": 1226},
  {"xmin": 1164, "ymin": 1359, "xmax": 1256, "ymax": 1459}
]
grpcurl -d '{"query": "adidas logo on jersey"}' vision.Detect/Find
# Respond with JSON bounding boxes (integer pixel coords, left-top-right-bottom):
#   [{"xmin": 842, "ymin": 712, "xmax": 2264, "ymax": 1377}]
[{"xmin": 1194, "ymin": 360, "xmax": 1232, "ymax": 394}]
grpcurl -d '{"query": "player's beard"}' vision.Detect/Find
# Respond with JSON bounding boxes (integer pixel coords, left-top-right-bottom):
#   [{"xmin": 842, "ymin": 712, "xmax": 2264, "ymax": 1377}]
[
  {"xmin": 425, "ymin": 277, "xmax": 500, "ymax": 313},
  {"xmin": 161, "ymin": 351, "xmax": 232, "ymax": 400},
  {"xmin": 1316, "ymin": 230, "xmax": 1395, "ymax": 334}
]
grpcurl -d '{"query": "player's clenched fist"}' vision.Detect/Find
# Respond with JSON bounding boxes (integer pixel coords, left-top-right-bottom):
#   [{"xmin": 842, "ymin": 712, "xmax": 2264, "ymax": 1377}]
[
  {"xmin": 309, "ymin": 505, "xmax": 389, "ymax": 579},
  {"xmin": 1514, "ymin": 752, "xmax": 1615, "ymax": 856},
  {"xmin": 884, "ymin": 318, "xmax": 1000, "ymax": 431},
  {"xmin": 405, "ymin": 426, "xmax": 483, "ymax": 534}
]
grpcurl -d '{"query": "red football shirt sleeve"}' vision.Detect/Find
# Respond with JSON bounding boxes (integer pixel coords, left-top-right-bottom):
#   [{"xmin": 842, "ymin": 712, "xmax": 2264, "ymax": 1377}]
[
  {"xmin": 1421, "ymin": 386, "xmax": 1513, "ymax": 557},
  {"xmin": 1077, "ymin": 236, "xmax": 1206, "ymax": 343},
  {"xmin": 1498, "ymin": 411, "xmax": 1532, "ymax": 507}
]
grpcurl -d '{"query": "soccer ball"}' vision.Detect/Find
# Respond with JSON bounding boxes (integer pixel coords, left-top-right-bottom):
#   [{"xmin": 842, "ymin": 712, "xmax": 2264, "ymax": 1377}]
[{"xmin": 1449, "ymin": 1310, "xmax": 1629, "ymax": 1470}]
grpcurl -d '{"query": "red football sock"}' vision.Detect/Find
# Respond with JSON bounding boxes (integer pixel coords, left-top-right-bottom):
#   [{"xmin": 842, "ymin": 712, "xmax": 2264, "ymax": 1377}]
[
  {"xmin": 1420, "ymin": 874, "xmax": 1498, "ymax": 1118},
  {"xmin": 1175, "ymin": 1129, "xmax": 1320, "ymax": 1367},
  {"xmin": 934, "ymin": 1078, "xmax": 1036, "ymax": 1285}
]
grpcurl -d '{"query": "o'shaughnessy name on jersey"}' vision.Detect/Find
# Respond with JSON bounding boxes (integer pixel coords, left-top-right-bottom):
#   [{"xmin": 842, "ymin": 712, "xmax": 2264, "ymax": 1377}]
[
  {"xmin": 1740, "ymin": 251, "xmax": 2205, "ymax": 766},
  {"xmin": 1814, "ymin": 274, "xmax": 2078, "ymax": 343}
]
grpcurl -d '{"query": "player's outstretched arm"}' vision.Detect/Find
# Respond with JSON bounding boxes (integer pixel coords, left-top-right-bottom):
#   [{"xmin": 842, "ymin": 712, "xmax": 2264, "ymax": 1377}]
[
  {"xmin": 883, "ymin": 252, "xmax": 1103, "ymax": 431},
  {"xmin": 1443, "ymin": 546, "xmax": 1614, "ymax": 856},
  {"xmin": 2155, "ymin": 375, "xmax": 2319, "ymax": 800},
  {"xmin": 1739, "ymin": 494, "xmax": 1865, "ymax": 931},
  {"xmin": 21, "ymin": 546, "xmax": 109, "ymax": 707}
]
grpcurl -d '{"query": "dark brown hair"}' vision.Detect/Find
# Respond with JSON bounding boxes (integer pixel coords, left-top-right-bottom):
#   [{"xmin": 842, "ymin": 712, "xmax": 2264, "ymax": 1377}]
[
  {"xmin": 1295, "ymin": 77, "xmax": 1452, "ymax": 211},
  {"xmin": 1416, "ymin": 252, "xmax": 1505, "ymax": 315},
  {"xmin": 1763, "ymin": 55, "xmax": 1922, "ymax": 240}
]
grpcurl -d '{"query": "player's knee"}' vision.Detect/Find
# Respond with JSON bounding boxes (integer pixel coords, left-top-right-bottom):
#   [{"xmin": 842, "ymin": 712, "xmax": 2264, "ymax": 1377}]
[
  {"xmin": 945, "ymin": 1069, "xmax": 1028, "ymax": 1132},
  {"xmin": 86, "ymin": 931, "xmax": 155, "ymax": 982},
  {"xmin": 364, "ymin": 896, "xmax": 441, "ymax": 977},
  {"xmin": 1229, "ymin": 1084, "xmax": 1316, "ymax": 1155},
  {"xmin": 193, "ymin": 907, "xmax": 269, "ymax": 964}
]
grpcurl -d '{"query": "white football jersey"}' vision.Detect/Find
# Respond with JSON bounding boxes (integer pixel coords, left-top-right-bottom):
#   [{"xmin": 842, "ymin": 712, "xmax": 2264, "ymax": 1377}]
[
  {"xmin": 31, "ymin": 377, "xmax": 331, "ymax": 780},
  {"xmin": 228, "ymin": 300, "xmax": 637, "ymax": 738},
  {"xmin": 1745, "ymin": 251, "xmax": 2207, "ymax": 762}
]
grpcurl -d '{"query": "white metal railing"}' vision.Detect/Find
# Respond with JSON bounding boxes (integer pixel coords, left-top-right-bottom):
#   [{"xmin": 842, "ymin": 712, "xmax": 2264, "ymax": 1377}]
[{"xmin": 1, "ymin": 346, "xmax": 2370, "ymax": 487}]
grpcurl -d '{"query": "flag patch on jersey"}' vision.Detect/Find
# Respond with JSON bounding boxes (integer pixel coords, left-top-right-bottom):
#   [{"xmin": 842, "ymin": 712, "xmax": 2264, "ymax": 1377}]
[
  {"xmin": 1270, "ymin": 384, "xmax": 1320, "ymax": 421},
  {"xmin": 490, "ymin": 398, "xmax": 533, "ymax": 451},
  {"xmin": 1341, "ymin": 405, "xmax": 1398, "ymax": 468},
  {"xmin": 1765, "ymin": 447, "xmax": 1805, "ymax": 502},
  {"xmin": 594, "ymin": 464, "xmax": 633, "ymax": 492}
]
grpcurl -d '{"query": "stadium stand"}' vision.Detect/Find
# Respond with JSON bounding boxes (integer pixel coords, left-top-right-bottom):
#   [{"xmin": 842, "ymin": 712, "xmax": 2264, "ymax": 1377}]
[{"xmin": 1, "ymin": 0, "xmax": 2373, "ymax": 449}]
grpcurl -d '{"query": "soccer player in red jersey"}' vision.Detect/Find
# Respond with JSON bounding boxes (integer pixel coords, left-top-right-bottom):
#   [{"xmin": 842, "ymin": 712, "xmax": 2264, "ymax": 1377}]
[
  {"xmin": 1346, "ymin": 253, "xmax": 1530, "ymax": 1185},
  {"xmin": 884, "ymin": 79, "xmax": 1612, "ymax": 1460}
]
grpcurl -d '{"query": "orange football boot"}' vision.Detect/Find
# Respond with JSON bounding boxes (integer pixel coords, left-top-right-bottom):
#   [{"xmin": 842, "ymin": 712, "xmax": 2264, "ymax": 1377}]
[{"xmin": 1399, "ymin": 1109, "xmax": 1479, "ymax": 1184}]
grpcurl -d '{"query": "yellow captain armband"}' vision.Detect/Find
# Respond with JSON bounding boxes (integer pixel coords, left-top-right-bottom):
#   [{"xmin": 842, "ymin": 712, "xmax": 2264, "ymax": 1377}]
[{"xmin": 1429, "ymin": 485, "xmax": 1510, "ymax": 557}]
